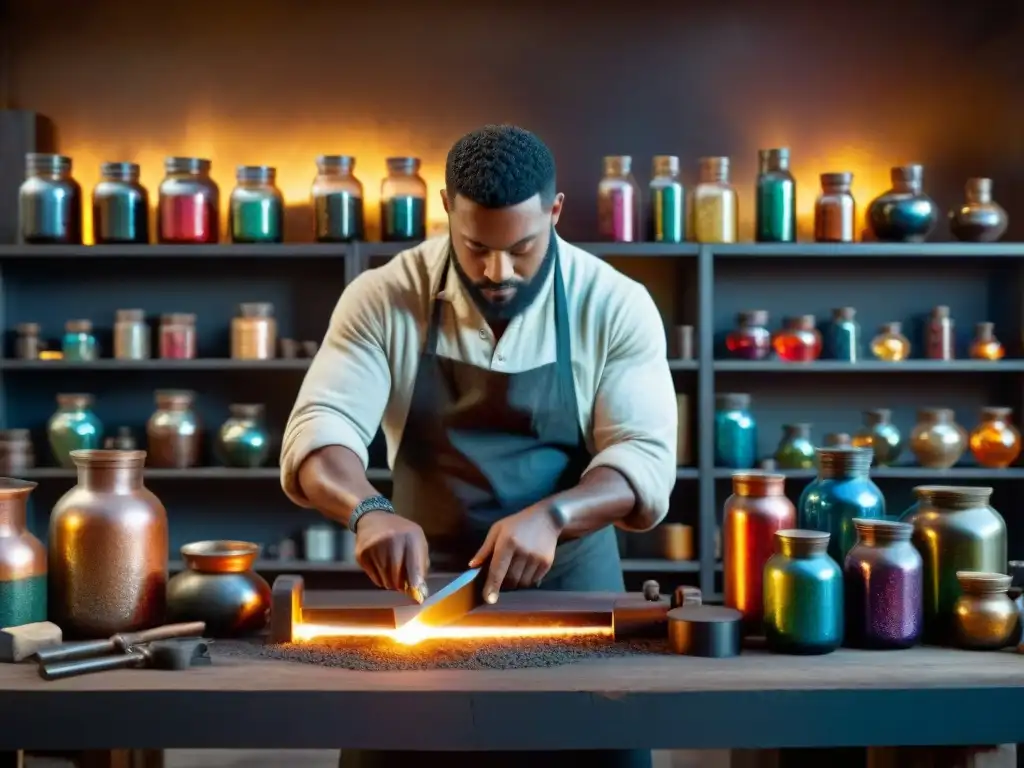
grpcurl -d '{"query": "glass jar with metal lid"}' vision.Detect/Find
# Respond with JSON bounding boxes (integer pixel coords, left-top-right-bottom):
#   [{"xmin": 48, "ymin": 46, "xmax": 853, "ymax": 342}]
[
  {"xmin": 18, "ymin": 153, "xmax": 83, "ymax": 244},
  {"xmin": 157, "ymin": 157, "xmax": 219, "ymax": 244},
  {"xmin": 229, "ymin": 166, "xmax": 284, "ymax": 244},
  {"xmin": 114, "ymin": 309, "xmax": 151, "ymax": 360},
  {"xmin": 380, "ymin": 157, "xmax": 427, "ymax": 242},
  {"xmin": 312, "ymin": 156, "xmax": 364, "ymax": 242},
  {"xmin": 62, "ymin": 320, "xmax": 98, "ymax": 361},
  {"xmin": 93, "ymin": 162, "xmax": 150, "ymax": 244},
  {"xmin": 231, "ymin": 303, "xmax": 277, "ymax": 360}
]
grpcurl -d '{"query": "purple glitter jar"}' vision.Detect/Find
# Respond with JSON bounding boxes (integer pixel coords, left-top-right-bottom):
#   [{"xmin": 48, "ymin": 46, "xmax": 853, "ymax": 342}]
[{"xmin": 843, "ymin": 518, "xmax": 923, "ymax": 649}]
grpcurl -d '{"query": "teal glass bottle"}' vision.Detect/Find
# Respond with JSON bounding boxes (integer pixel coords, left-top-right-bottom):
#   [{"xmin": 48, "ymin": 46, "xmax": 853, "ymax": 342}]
[
  {"xmin": 648, "ymin": 155, "xmax": 684, "ymax": 243},
  {"xmin": 755, "ymin": 148, "xmax": 797, "ymax": 243},
  {"xmin": 216, "ymin": 403, "xmax": 271, "ymax": 468},
  {"xmin": 763, "ymin": 529, "xmax": 843, "ymax": 654},
  {"xmin": 798, "ymin": 447, "xmax": 885, "ymax": 564},
  {"xmin": 715, "ymin": 393, "xmax": 757, "ymax": 469},
  {"xmin": 62, "ymin": 319, "xmax": 99, "ymax": 361},
  {"xmin": 229, "ymin": 166, "xmax": 284, "ymax": 243},
  {"xmin": 47, "ymin": 393, "xmax": 103, "ymax": 468},
  {"xmin": 828, "ymin": 307, "xmax": 861, "ymax": 362},
  {"xmin": 774, "ymin": 423, "xmax": 815, "ymax": 470}
]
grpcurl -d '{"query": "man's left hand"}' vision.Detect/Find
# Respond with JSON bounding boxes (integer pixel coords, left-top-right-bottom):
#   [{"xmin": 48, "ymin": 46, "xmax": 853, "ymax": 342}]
[{"xmin": 469, "ymin": 504, "xmax": 563, "ymax": 603}]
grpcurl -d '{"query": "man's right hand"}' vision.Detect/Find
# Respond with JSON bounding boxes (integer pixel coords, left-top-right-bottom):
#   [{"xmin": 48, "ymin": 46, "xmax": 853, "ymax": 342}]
[{"xmin": 354, "ymin": 512, "xmax": 430, "ymax": 602}]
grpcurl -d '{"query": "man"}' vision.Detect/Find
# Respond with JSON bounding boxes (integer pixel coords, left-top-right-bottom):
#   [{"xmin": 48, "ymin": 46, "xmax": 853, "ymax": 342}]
[{"xmin": 281, "ymin": 124, "xmax": 677, "ymax": 768}]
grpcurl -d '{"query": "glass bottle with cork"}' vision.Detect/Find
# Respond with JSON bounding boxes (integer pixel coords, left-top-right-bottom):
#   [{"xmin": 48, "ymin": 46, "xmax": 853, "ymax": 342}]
[
  {"xmin": 159, "ymin": 313, "xmax": 197, "ymax": 360},
  {"xmin": 597, "ymin": 156, "xmax": 640, "ymax": 243},
  {"xmin": 814, "ymin": 172, "xmax": 855, "ymax": 243},
  {"xmin": 312, "ymin": 155, "xmax": 364, "ymax": 242},
  {"xmin": 755, "ymin": 148, "xmax": 796, "ymax": 243},
  {"xmin": 925, "ymin": 305, "xmax": 955, "ymax": 360},
  {"xmin": 692, "ymin": 157, "xmax": 738, "ymax": 243},
  {"xmin": 647, "ymin": 155, "xmax": 684, "ymax": 243},
  {"xmin": 380, "ymin": 157, "xmax": 427, "ymax": 242},
  {"xmin": 871, "ymin": 322, "xmax": 911, "ymax": 361},
  {"xmin": 828, "ymin": 307, "xmax": 860, "ymax": 361},
  {"xmin": 93, "ymin": 162, "xmax": 149, "ymax": 245},
  {"xmin": 969, "ymin": 322, "xmax": 1004, "ymax": 360},
  {"xmin": 62, "ymin": 320, "xmax": 98, "ymax": 361}
]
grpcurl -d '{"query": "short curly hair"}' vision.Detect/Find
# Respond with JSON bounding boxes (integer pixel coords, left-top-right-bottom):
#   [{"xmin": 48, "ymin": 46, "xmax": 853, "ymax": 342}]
[{"xmin": 445, "ymin": 124, "xmax": 557, "ymax": 209}]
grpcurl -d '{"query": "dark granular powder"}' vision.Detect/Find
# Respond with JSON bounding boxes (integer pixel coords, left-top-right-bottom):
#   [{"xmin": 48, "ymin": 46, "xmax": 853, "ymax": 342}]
[{"xmin": 213, "ymin": 636, "xmax": 669, "ymax": 671}]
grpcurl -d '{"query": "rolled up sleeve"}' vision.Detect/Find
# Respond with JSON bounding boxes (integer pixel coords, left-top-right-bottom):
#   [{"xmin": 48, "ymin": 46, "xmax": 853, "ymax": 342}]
[
  {"xmin": 280, "ymin": 271, "xmax": 392, "ymax": 507},
  {"xmin": 584, "ymin": 281, "xmax": 677, "ymax": 531}
]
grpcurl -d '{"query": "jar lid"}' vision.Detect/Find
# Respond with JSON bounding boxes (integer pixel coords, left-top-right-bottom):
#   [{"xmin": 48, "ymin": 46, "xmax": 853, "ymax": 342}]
[
  {"xmin": 57, "ymin": 393, "xmax": 94, "ymax": 408},
  {"xmin": 155, "ymin": 389, "xmax": 195, "ymax": 408},
  {"xmin": 65, "ymin": 319, "xmax": 93, "ymax": 333},
  {"xmin": 16, "ymin": 322, "xmax": 40, "ymax": 334},
  {"xmin": 239, "ymin": 302, "xmax": 274, "ymax": 318},
  {"xmin": 161, "ymin": 313, "xmax": 196, "ymax": 325},
  {"xmin": 165, "ymin": 157, "xmax": 211, "ymax": 174},
  {"xmin": 116, "ymin": 309, "xmax": 145, "ymax": 322},
  {"xmin": 229, "ymin": 403, "xmax": 265, "ymax": 419}
]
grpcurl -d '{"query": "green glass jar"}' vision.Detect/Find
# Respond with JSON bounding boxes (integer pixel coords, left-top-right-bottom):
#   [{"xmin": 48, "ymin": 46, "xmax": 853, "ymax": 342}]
[
  {"xmin": 216, "ymin": 404, "xmax": 271, "ymax": 468},
  {"xmin": 755, "ymin": 148, "xmax": 796, "ymax": 243},
  {"xmin": 852, "ymin": 408, "xmax": 903, "ymax": 467},
  {"xmin": 763, "ymin": 529, "xmax": 843, "ymax": 654},
  {"xmin": 774, "ymin": 423, "xmax": 815, "ymax": 469},
  {"xmin": 47, "ymin": 393, "xmax": 103, "ymax": 468}
]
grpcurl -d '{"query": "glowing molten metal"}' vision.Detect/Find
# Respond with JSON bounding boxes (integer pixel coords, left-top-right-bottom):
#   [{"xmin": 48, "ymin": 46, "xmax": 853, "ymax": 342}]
[{"xmin": 293, "ymin": 618, "xmax": 613, "ymax": 646}]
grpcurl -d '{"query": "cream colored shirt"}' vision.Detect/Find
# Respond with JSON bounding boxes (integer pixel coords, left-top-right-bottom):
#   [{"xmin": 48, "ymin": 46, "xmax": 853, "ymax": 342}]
[{"xmin": 280, "ymin": 234, "xmax": 677, "ymax": 530}]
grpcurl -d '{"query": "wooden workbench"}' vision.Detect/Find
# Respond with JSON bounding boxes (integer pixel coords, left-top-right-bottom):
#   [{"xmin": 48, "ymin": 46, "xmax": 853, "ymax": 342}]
[{"xmin": 0, "ymin": 646, "xmax": 1021, "ymax": 752}]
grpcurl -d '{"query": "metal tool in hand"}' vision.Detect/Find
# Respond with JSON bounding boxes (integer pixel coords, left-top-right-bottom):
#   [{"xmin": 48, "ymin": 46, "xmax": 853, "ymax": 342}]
[
  {"xmin": 40, "ymin": 638, "xmax": 212, "ymax": 681},
  {"xmin": 395, "ymin": 567, "xmax": 484, "ymax": 628},
  {"xmin": 34, "ymin": 621, "xmax": 207, "ymax": 665}
]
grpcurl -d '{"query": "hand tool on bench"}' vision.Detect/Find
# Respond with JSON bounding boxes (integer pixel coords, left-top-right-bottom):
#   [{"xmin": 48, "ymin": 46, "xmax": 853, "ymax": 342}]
[
  {"xmin": 33, "ymin": 621, "xmax": 206, "ymax": 664},
  {"xmin": 394, "ymin": 567, "xmax": 484, "ymax": 628},
  {"xmin": 39, "ymin": 637, "xmax": 211, "ymax": 680}
]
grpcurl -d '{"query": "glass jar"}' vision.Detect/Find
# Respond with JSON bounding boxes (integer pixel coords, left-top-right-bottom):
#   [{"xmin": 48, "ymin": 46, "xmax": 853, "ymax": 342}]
[
  {"xmin": 15, "ymin": 322, "xmax": 42, "ymax": 360},
  {"xmin": 843, "ymin": 519, "xmax": 923, "ymax": 649},
  {"xmin": 870, "ymin": 321, "xmax": 911, "ymax": 362},
  {"xmin": 925, "ymin": 305, "xmax": 955, "ymax": 361},
  {"xmin": 217, "ymin": 404, "xmax": 271, "ymax": 468},
  {"xmin": 949, "ymin": 178, "xmax": 1008, "ymax": 243},
  {"xmin": 229, "ymin": 165, "xmax": 284, "ymax": 244},
  {"xmin": 969, "ymin": 322, "xmax": 1004, "ymax": 361},
  {"xmin": 814, "ymin": 172, "xmax": 855, "ymax": 243},
  {"xmin": 380, "ymin": 157, "xmax": 427, "ymax": 242},
  {"xmin": 18, "ymin": 153, "xmax": 82, "ymax": 244},
  {"xmin": 47, "ymin": 393, "xmax": 103, "ymax": 468},
  {"xmin": 828, "ymin": 307, "xmax": 860, "ymax": 362},
  {"xmin": 159, "ymin": 313, "xmax": 197, "ymax": 360},
  {"xmin": 157, "ymin": 157, "xmax": 219, "ymax": 244},
  {"xmin": 725, "ymin": 310, "xmax": 771, "ymax": 360},
  {"xmin": 92, "ymin": 162, "xmax": 149, "ymax": 244},
  {"xmin": 597, "ymin": 156, "xmax": 640, "ymax": 243},
  {"xmin": 798, "ymin": 447, "xmax": 885, "ymax": 564},
  {"xmin": 231, "ymin": 303, "xmax": 277, "ymax": 360},
  {"xmin": 755, "ymin": 148, "xmax": 796, "ymax": 243},
  {"xmin": 851, "ymin": 408, "xmax": 903, "ymax": 467},
  {"xmin": 113, "ymin": 309, "xmax": 150, "ymax": 360},
  {"xmin": 969, "ymin": 406, "xmax": 1021, "ymax": 468},
  {"xmin": 312, "ymin": 155, "xmax": 364, "ymax": 242},
  {"xmin": 62, "ymin": 319, "xmax": 98, "ymax": 361},
  {"xmin": 774, "ymin": 423, "xmax": 815, "ymax": 470},
  {"xmin": 647, "ymin": 155, "xmax": 684, "ymax": 243},
  {"xmin": 0, "ymin": 429, "xmax": 35, "ymax": 475},
  {"xmin": 951, "ymin": 571, "xmax": 1018, "ymax": 651},
  {"xmin": 866, "ymin": 164, "xmax": 938, "ymax": 242},
  {"xmin": 763, "ymin": 529, "xmax": 843, "ymax": 655},
  {"xmin": 909, "ymin": 408, "xmax": 967, "ymax": 469},
  {"xmin": 146, "ymin": 390, "xmax": 202, "ymax": 469},
  {"xmin": 900, "ymin": 485, "xmax": 1006, "ymax": 644},
  {"xmin": 692, "ymin": 157, "xmax": 738, "ymax": 243},
  {"xmin": 714, "ymin": 393, "xmax": 757, "ymax": 469},
  {"xmin": 723, "ymin": 472, "xmax": 797, "ymax": 635},
  {"xmin": 772, "ymin": 315, "xmax": 822, "ymax": 362}
]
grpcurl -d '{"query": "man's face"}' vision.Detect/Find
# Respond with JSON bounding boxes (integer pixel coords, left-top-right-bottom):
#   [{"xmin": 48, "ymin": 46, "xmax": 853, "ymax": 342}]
[{"xmin": 443, "ymin": 191, "xmax": 564, "ymax": 322}]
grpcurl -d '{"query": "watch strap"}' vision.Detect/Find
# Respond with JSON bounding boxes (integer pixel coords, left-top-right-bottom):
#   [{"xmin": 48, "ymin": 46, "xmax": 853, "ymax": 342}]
[{"xmin": 348, "ymin": 495, "xmax": 395, "ymax": 533}]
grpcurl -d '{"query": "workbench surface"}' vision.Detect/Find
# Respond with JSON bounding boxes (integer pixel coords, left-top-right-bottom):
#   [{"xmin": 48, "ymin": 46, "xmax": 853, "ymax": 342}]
[{"xmin": 1, "ymin": 646, "xmax": 1022, "ymax": 751}]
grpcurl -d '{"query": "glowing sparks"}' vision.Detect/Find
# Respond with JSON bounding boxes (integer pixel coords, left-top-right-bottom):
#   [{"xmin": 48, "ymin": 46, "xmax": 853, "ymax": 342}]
[{"xmin": 292, "ymin": 619, "xmax": 613, "ymax": 646}]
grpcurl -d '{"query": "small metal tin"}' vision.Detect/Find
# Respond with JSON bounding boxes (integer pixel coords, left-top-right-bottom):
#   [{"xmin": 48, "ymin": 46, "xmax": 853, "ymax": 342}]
[{"xmin": 668, "ymin": 605, "xmax": 742, "ymax": 657}]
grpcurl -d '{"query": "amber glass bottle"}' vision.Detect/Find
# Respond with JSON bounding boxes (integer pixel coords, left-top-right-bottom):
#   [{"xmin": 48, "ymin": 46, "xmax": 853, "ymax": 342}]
[
  {"xmin": 969, "ymin": 322, "xmax": 1004, "ymax": 361},
  {"xmin": 871, "ymin": 322, "xmax": 911, "ymax": 362},
  {"xmin": 969, "ymin": 407, "xmax": 1021, "ymax": 468}
]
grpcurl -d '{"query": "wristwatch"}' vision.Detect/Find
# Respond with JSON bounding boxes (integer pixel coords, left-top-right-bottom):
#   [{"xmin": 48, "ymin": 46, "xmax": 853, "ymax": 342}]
[{"xmin": 348, "ymin": 495, "xmax": 395, "ymax": 533}]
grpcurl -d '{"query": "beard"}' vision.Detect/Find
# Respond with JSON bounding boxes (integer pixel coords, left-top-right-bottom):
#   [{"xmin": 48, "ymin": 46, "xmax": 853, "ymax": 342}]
[{"xmin": 451, "ymin": 234, "xmax": 556, "ymax": 323}]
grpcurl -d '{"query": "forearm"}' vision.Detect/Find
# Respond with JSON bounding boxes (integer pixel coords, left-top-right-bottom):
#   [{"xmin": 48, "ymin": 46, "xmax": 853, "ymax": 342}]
[
  {"xmin": 297, "ymin": 445, "xmax": 383, "ymax": 528},
  {"xmin": 547, "ymin": 467, "xmax": 639, "ymax": 540}
]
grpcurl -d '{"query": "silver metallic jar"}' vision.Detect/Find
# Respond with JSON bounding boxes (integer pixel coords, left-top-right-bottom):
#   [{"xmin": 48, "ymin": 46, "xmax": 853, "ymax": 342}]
[{"xmin": 19, "ymin": 154, "xmax": 82, "ymax": 244}]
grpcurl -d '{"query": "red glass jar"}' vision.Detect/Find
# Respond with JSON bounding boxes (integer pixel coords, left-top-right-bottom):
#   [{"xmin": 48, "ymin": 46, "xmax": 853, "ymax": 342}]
[
  {"xmin": 159, "ymin": 313, "xmax": 197, "ymax": 360},
  {"xmin": 726, "ymin": 310, "xmax": 771, "ymax": 360},
  {"xmin": 772, "ymin": 315, "xmax": 822, "ymax": 362}
]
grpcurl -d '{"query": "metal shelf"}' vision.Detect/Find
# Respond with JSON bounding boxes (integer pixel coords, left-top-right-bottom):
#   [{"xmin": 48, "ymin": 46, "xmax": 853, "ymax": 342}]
[{"xmin": 713, "ymin": 360, "xmax": 1024, "ymax": 373}]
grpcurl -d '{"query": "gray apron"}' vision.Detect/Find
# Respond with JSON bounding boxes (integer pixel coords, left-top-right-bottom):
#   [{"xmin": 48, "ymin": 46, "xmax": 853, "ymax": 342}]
[{"xmin": 340, "ymin": 243, "xmax": 650, "ymax": 768}]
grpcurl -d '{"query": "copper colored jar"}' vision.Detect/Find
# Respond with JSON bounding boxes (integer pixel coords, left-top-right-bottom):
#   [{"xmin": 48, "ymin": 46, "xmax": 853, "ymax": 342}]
[
  {"xmin": 723, "ymin": 472, "xmax": 797, "ymax": 634},
  {"xmin": 0, "ymin": 429, "xmax": 34, "ymax": 474},
  {"xmin": 814, "ymin": 172, "xmax": 855, "ymax": 243},
  {"xmin": 146, "ymin": 390, "xmax": 202, "ymax": 469},
  {"xmin": 952, "ymin": 571, "xmax": 1018, "ymax": 650},
  {"xmin": 48, "ymin": 450, "xmax": 168, "ymax": 638},
  {"xmin": 909, "ymin": 408, "xmax": 967, "ymax": 469},
  {"xmin": 231, "ymin": 302, "xmax": 277, "ymax": 360},
  {"xmin": 969, "ymin": 407, "xmax": 1021, "ymax": 469}
]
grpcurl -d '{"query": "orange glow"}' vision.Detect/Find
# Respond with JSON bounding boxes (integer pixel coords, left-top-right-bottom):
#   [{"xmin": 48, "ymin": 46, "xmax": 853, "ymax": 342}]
[
  {"xmin": 61, "ymin": 113, "xmax": 451, "ymax": 245},
  {"xmin": 293, "ymin": 618, "xmax": 613, "ymax": 646}
]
